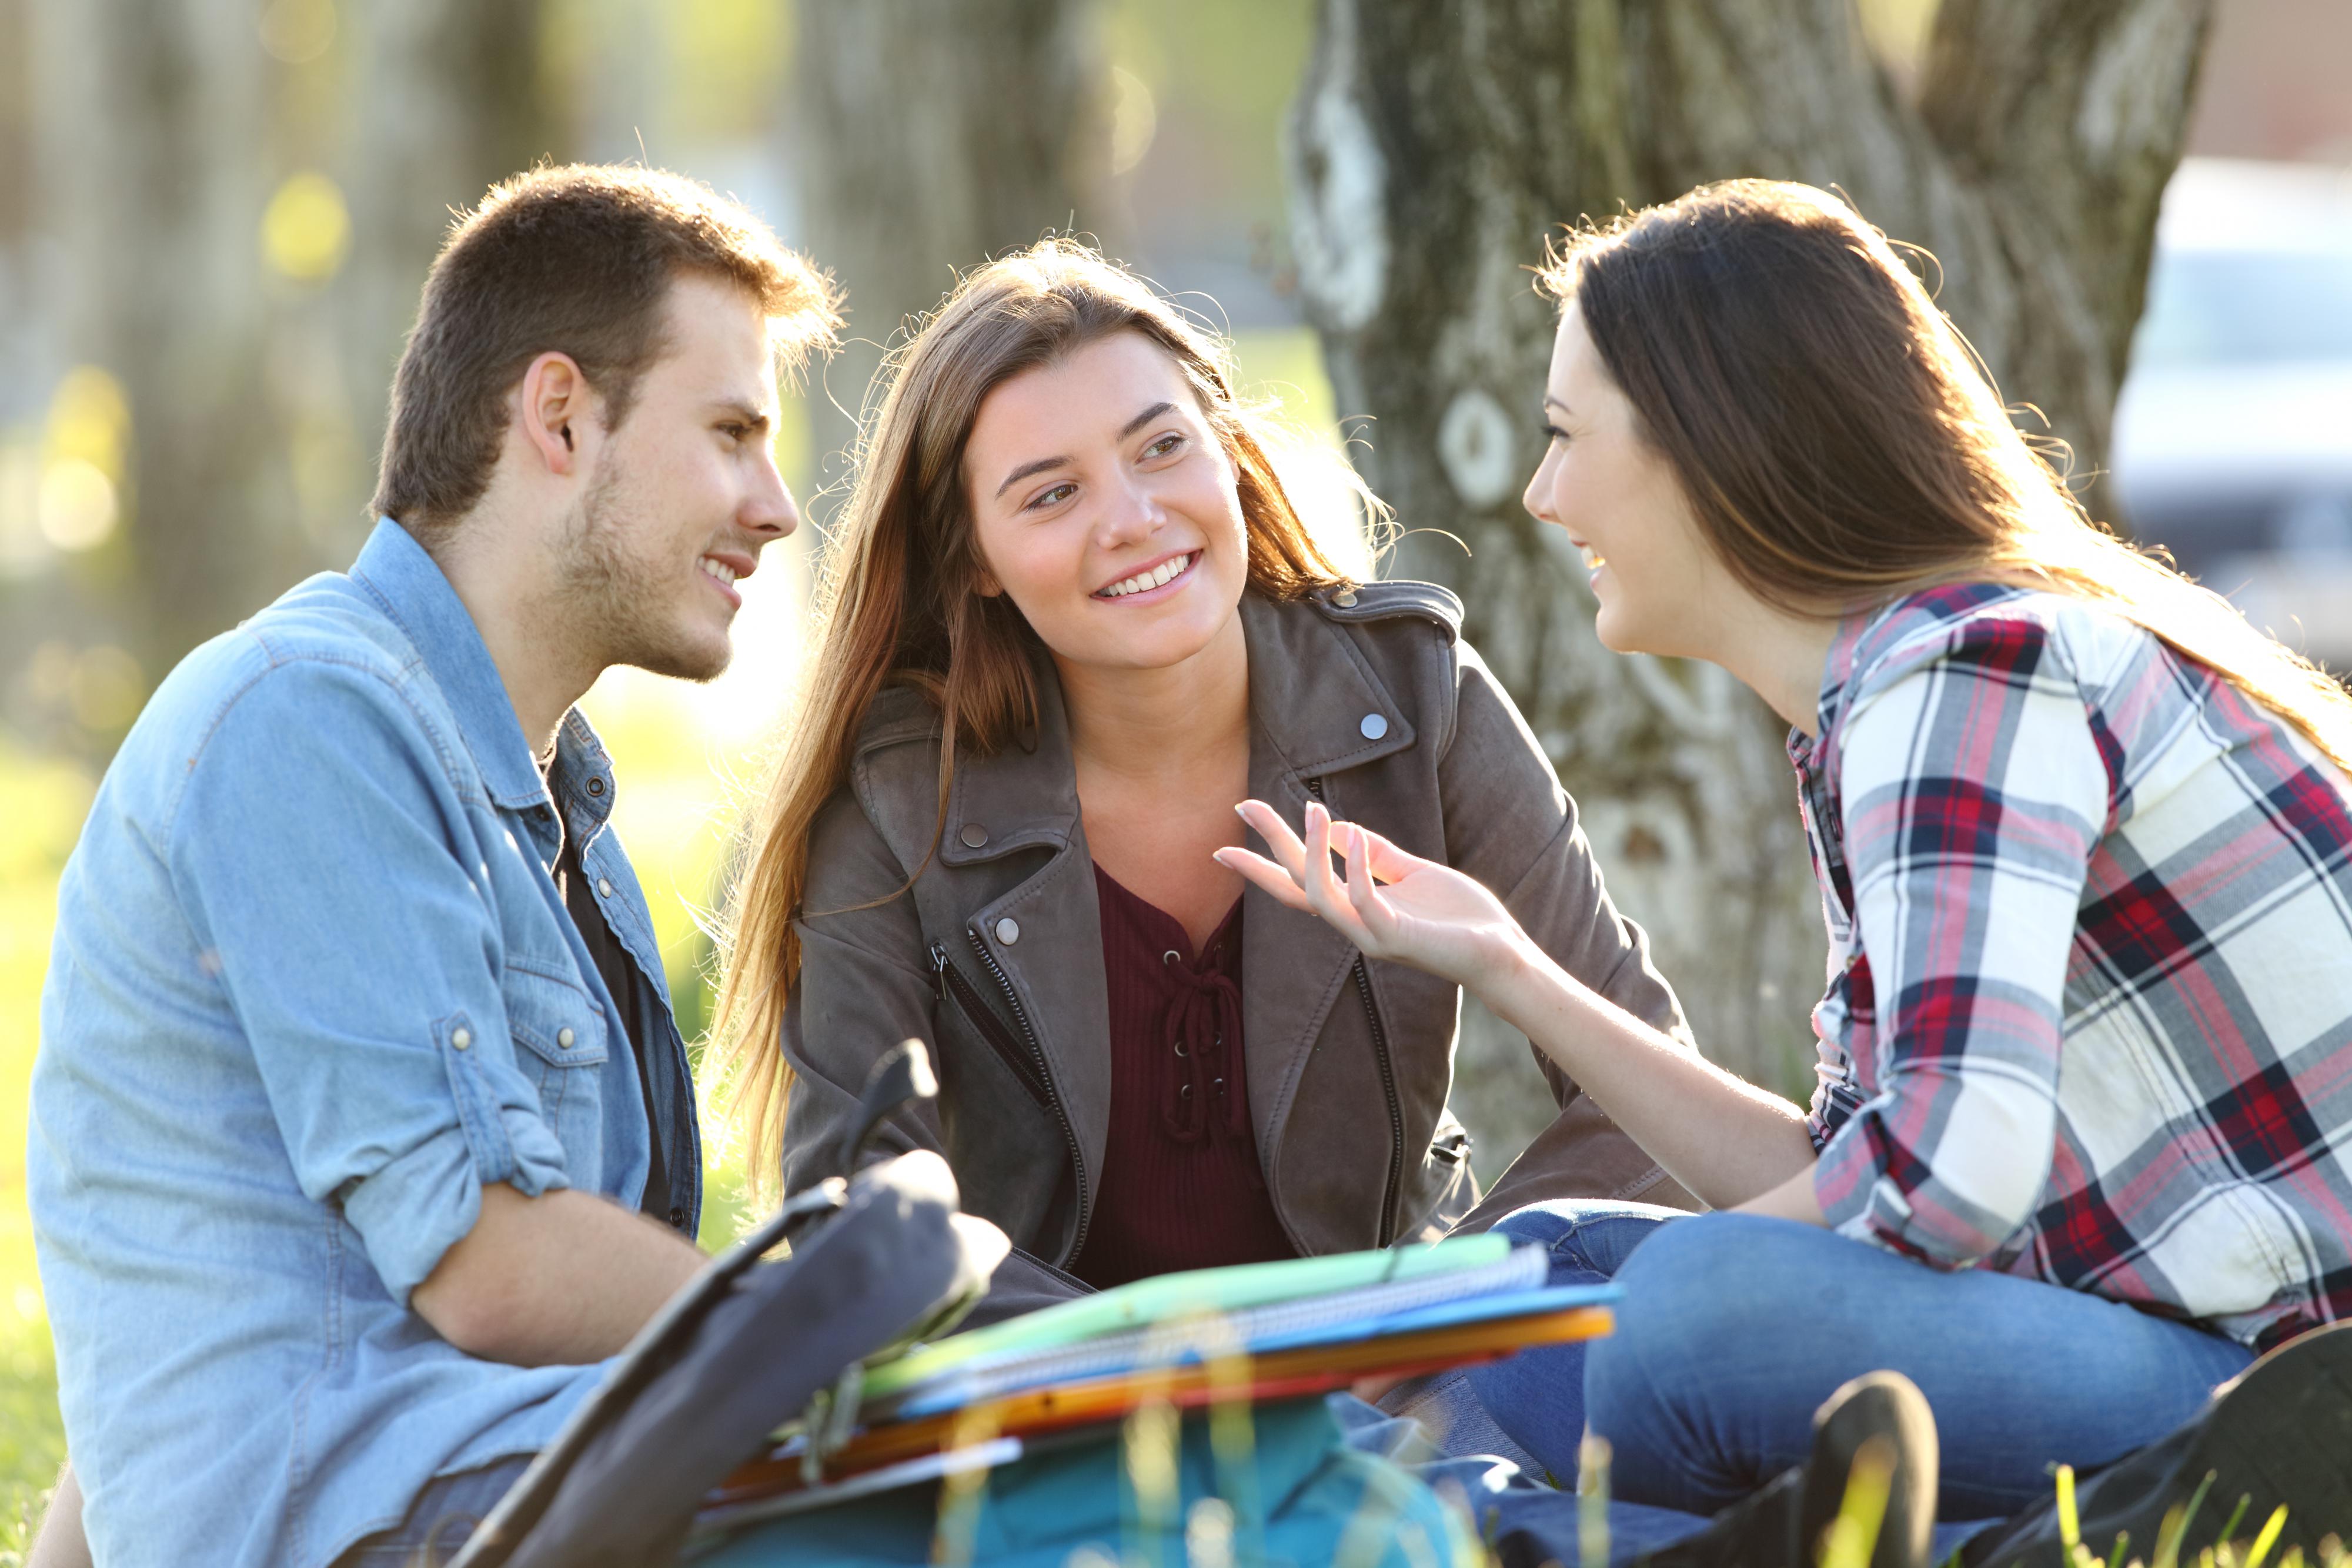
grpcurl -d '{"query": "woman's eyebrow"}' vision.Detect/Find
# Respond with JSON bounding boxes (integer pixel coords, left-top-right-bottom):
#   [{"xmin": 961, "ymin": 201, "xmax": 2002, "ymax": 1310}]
[
  {"xmin": 1544, "ymin": 394, "xmax": 1573, "ymax": 416},
  {"xmin": 994, "ymin": 454, "xmax": 1071, "ymax": 499},
  {"xmin": 1119, "ymin": 400, "xmax": 1177, "ymax": 439},
  {"xmin": 993, "ymin": 400, "xmax": 1182, "ymax": 499}
]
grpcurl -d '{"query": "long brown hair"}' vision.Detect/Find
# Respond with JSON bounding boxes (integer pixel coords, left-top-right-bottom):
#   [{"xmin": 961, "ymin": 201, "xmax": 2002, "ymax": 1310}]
[
  {"xmin": 714, "ymin": 239, "xmax": 1351, "ymax": 1183},
  {"xmin": 1538, "ymin": 179, "xmax": 2352, "ymax": 772}
]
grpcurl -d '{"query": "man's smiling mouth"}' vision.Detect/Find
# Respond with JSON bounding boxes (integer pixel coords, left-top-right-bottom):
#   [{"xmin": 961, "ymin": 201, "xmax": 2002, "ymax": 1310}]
[{"xmin": 1095, "ymin": 551, "xmax": 1195, "ymax": 599}]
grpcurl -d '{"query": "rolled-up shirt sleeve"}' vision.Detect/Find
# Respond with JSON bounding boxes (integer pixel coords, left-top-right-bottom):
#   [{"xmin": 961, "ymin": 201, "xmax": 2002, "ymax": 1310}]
[
  {"xmin": 1812, "ymin": 616, "xmax": 2112, "ymax": 1268},
  {"xmin": 169, "ymin": 657, "xmax": 569, "ymax": 1302}
]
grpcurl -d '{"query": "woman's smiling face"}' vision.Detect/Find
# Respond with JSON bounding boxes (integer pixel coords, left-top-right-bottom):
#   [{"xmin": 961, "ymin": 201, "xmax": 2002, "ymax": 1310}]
[
  {"xmin": 1522, "ymin": 303, "xmax": 1728, "ymax": 658},
  {"xmin": 962, "ymin": 330, "xmax": 1250, "ymax": 673}
]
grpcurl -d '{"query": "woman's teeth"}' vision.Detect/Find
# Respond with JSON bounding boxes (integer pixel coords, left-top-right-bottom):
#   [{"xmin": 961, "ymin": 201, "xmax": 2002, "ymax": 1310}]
[
  {"xmin": 1098, "ymin": 553, "xmax": 1193, "ymax": 599},
  {"xmin": 700, "ymin": 557, "xmax": 739, "ymax": 585}
]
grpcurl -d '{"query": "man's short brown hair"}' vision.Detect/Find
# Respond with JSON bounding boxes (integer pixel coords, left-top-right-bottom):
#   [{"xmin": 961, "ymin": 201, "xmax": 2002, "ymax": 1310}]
[{"xmin": 370, "ymin": 163, "xmax": 840, "ymax": 543}]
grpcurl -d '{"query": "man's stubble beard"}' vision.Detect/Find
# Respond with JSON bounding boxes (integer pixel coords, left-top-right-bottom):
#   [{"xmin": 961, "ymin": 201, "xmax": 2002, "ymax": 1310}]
[{"xmin": 549, "ymin": 457, "xmax": 733, "ymax": 684}]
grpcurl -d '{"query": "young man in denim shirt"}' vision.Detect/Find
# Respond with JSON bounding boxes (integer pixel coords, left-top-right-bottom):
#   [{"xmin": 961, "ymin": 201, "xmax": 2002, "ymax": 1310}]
[{"xmin": 25, "ymin": 165, "xmax": 838, "ymax": 1568}]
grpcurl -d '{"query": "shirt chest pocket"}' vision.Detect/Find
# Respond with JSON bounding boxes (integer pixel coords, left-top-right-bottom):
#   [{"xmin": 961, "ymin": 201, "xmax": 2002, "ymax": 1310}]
[{"xmin": 502, "ymin": 961, "xmax": 610, "ymax": 1166}]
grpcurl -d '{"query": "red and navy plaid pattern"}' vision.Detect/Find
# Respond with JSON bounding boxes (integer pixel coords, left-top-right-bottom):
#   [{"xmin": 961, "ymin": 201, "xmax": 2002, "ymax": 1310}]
[{"xmin": 1797, "ymin": 584, "xmax": 2352, "ymax": 1350}]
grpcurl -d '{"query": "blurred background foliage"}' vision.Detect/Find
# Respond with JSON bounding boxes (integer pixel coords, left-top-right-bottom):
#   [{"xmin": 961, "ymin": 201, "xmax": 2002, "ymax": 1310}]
[{"xmin": 2, "ymin": 0, "xmax": 2349, "ymax": 1542}]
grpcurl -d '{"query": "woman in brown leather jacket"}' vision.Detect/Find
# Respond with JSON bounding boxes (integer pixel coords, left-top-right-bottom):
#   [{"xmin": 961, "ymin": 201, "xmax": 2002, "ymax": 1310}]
[{"xmin": 715, "ymin": 239, "xmax": 1693, "ymax": 1308}]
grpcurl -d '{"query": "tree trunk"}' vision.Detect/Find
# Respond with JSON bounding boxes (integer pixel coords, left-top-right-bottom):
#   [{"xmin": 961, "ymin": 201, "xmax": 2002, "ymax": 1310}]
[
  {"xmin": 28, "ymin": 0, "xmax": 558, "ymax": 681},
  {"xmin": 789, "ymin": 0, "xmax": 1113, "ymax": 509},
  {"xmin": 1287, "ymin": 0, "xmax": 2211, "ymax": 1170}
]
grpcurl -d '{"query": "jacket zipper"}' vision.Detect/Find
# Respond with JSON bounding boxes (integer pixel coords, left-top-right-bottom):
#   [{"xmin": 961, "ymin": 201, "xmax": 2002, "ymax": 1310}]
[
  {"xmin": 931, "ymin": 935, "xmax": 1094, "ymax": 1261},
  {"xmin": 930, "ymin": 942, "xmax": 1052, "ymax": 1108},
  {"xmin": 1306, "ymin": 776, "xmax": 1405, "ymax": 1244}
]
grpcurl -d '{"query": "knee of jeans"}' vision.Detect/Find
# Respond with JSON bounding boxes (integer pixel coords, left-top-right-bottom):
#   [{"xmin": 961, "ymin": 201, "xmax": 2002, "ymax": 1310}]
[
  {"xmin": 1489, "ymin": 1197, "xmax": 1682, "ymax": 1272},
  {"xmin": 1587, "ymin": 1213, "xmax": 1825, "ymax": 1413}
]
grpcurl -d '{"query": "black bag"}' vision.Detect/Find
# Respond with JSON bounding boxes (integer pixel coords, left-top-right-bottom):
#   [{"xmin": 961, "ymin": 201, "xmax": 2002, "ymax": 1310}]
[{"xmin": 449, "ymin": 1045, "xmax": 1006, "ymax": 1568}]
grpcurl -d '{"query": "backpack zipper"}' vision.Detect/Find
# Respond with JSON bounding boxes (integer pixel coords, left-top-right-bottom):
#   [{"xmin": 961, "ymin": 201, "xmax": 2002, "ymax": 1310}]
[
  {"xmin": 1305, "ymin": 775, "xmax": 1404, "ymax": 1244},
  {"xmin": 930, "ymin": 934, "xmax": 1094, "ymax": 1260}
]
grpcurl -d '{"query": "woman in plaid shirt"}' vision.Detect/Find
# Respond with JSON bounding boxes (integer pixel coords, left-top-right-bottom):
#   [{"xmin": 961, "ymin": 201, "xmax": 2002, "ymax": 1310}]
[{"xmin": 1226, "ymin": 180, "xmax": 2352, "ymax": 1566}]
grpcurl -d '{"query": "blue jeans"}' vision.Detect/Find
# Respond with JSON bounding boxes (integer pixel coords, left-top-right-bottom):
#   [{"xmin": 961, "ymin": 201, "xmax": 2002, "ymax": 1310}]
[
  {"xmin": 1458, "ymin": 1201, "xmax": 2255, "ymax": 1553},
  {"xmin": 331, "ymin": 1457, "xmax": 532, "ymax": 1567}
]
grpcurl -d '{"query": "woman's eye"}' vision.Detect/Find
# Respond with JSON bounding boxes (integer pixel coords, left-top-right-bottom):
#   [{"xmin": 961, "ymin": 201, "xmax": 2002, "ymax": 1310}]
[
  {"xmin": 1027, "ymin": 482, "xmax": 1077, "ymax": 511},
  {"xmin": 1541, "ymin": 423, "xmax": 1571, "ymax": 446},
  {"xmin": 1144, "ymin": 433, "xmax": 1184, "ymax": 459}
]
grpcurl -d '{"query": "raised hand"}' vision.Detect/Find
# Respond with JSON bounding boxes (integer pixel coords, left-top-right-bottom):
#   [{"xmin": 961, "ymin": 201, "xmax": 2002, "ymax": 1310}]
[{"xmin": 1214, "ymin": 799, "xmax": 1536, "ymax": 991}]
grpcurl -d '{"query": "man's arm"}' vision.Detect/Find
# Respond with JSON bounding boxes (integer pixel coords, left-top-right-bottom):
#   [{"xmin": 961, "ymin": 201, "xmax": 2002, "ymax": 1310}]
[{"xmin": 412, "ymin": 1182, "xmax": 706, "ymax": 1365}]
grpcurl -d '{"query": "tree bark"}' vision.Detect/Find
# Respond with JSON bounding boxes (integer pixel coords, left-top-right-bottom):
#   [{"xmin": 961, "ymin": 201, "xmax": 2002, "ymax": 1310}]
[
  {"xmin": 1287, "ymin": 0, "xmax": 2211, "ymax": 1169},
  {"xmin": 789, "ymin": 0, "xmax": 1113, "ymax": 507}
]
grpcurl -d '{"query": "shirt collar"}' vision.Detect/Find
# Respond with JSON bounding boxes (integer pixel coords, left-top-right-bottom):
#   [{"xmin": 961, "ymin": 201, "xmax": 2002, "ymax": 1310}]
[
  {"xmin": 1788, "ymin": 599, "xmax": 1899, "ymax": 774},
  {"xmin": 934, "ymin": 591, "xmax": 1420, "ymax": 865},
  {"xmin": 350, "ymin": 516, "xmax": 554, "ymax": 814}
]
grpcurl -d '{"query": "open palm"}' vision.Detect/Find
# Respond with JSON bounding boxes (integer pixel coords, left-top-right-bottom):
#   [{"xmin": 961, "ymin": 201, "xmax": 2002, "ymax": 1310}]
[{"xmin": 1218, "ymin": 799, "xmax": 1534, "ymax": 991}]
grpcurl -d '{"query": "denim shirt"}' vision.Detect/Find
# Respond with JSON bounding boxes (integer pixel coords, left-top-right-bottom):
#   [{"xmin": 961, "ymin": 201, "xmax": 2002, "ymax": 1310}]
[{"xmin": 28, "ymin": 519, "xmax": 700, "ymax": 1568}]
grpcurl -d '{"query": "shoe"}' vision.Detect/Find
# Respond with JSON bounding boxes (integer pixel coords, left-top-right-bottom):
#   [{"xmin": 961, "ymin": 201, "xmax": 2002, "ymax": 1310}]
[
  {"xmin": 1631, "ymin": 1370, "xmax": 1939, "ymax": 1568},
  {"xmin": 1962, "ymin": 1322, "xmax": 2352, "ymax": 1568}
]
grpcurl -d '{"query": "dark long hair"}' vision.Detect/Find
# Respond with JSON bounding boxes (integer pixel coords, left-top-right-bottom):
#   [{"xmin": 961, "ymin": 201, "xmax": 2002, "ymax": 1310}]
[
  {"xmin": 1540, "ymin": 179, "xmax": 2352, "ymax": 769},
  {"xmin": 713, "ymin": 240, "xmax": 1354, "ymax": 1186}
]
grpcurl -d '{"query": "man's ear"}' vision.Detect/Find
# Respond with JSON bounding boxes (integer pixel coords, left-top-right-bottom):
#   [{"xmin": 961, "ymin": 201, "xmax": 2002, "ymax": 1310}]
[{"xmin": 517, "ymin": 351, "xmax": 592, "ymax": 477}]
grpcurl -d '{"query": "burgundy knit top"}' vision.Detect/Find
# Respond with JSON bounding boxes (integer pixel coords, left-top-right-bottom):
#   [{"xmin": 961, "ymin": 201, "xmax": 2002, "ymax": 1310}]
[{"xmin": 1065, "ymin": 865, "xmax": 1299, "ymax": 1289}]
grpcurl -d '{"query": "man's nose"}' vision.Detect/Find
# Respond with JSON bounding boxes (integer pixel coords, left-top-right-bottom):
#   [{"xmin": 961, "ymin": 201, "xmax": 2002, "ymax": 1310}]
[{"xmin": 744, "ymin": 471, "xmax": 801, "ymax": 544}]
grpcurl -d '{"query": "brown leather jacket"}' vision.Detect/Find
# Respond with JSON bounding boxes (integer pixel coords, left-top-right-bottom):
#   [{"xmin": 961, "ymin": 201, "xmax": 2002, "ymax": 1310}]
[{"xmin": 780, "ymin": 581, "xmax": 1698, "ymax": 1285}]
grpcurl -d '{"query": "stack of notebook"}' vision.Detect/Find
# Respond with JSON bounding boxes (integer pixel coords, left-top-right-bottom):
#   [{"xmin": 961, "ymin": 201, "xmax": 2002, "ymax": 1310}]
[{"xmin": 691, "ymin": 1233, "xmax": 1618, "ymax": 1533}]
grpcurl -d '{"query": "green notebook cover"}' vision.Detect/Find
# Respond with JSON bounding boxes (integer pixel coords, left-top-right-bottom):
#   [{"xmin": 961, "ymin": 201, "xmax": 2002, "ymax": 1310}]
[{"xmin": 861, "ymin": 1233, "xmax": 1511, "ymax": 1398}]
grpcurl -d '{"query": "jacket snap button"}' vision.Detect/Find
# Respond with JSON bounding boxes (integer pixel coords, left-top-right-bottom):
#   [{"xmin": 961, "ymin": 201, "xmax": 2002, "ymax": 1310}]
[
  {"xmin": 1359, "ymin": 713, "xmax": 1388, "ymax": 740},
  {"xmin": 585, "ymin": 777, "xmax": 604, "ymax": 796},
  {"xmin": 450, "ymin": 1028, "xmax": 472, "ymax": 1051},
  {"xmin": 994, "ymin": 917, "xmax": 1021, "ymax": 945},
  {"xmin": 596, "ymin": 877, "xmax": 613, "ymax": 897},
  {"xmin": 557, "ymin": 1027, "xmax": 575, "ymax": 1048},
  {"xmin": 1334, "ymin": 589, "xmax": 1359, "ymax": 607},
  {"xmin": 960, "ymin": 823, "xmax": 988, "ymax": 848}
]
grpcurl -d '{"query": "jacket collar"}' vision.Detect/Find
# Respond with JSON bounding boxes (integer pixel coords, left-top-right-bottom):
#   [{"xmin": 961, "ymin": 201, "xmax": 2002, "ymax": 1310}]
[
  {"xmin": 350, "ymin": 516, "xmax": 553, "ymax": 815},
  {"xmin": 936, "ymin": 591, "xmax": 1422, "ymax": 866}
]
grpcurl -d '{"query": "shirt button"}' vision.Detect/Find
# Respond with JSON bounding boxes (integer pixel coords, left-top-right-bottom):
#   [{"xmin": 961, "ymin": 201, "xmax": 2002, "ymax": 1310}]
[
  {"xmin": 669, "ymin": 1206, "xmax": 687, "ymax": 1229},
  {"xmin": 1333, "ymin": 589, "xmax": 1359, "ymax": 607},
  {"xmin": 1360, "ymin": 713, "xmax": 1388, "ymax": 740},
  {"xmin": 994, "ymin": 917, "xmax": 1021, "ymax": 945},
  {"xmin": 597, "ymin": 878, "xmax": 613, "ymax": 898},
  {"xmin": 586, "ymin": 777, "xmax": 606, "ymax": 796},
  {"xmin": 557, "ymin": 1027, "xmax": 575, "ymax": 1048},
  {"xmin": 451, "ymin": 1028, "xmax": 472, "ymax": 1051},
  {"xmin": 960, "ymin": 823, "xmax": 988, "ymax": 848}
]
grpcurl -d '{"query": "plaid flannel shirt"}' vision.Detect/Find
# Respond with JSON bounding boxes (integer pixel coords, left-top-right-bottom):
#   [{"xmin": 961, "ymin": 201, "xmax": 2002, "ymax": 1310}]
[{"xmin": 1796, "ymin": 583, "xmax": 2352, "ymax": 1350}]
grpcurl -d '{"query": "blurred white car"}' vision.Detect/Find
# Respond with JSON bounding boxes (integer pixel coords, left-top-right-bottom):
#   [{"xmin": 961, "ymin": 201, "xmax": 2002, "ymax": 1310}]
[{"xmin": 2111, "ymin": 157, "xmax": 2352, "ymax": 668}]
